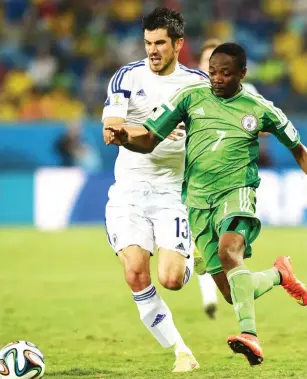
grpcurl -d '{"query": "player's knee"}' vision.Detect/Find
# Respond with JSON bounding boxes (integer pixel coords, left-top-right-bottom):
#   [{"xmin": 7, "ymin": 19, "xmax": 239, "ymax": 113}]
[
  {"xmin": 218, "ymin": 234, "xmax": 245, "ymax": 270},
  {"xmin": 125, "ymin": 266, "xmax": 150, "ymax": 292},
  {"xmin": 159, "ymin": 275, "xmax": 183, "ymax": 291},
  {"xmin": 120, "ymin": 249, "xmax": 151, "ymax": 291},
  {"xmin": 126, "ymin": 272, "xmax": 150, "ymax": 292}
]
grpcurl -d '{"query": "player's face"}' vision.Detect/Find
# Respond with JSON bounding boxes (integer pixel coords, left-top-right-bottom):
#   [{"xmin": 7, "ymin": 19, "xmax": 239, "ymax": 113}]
[
  {"xmin": 199, "ymin": 47, "xmax": 215, "ymax": 72},
  {"xmin": 144, "ymin": 28, "xmax": 183, "ymax": 75},
  {"xmin": 209, "ymin": 53, "xmax": 246, "ymax": 98}
]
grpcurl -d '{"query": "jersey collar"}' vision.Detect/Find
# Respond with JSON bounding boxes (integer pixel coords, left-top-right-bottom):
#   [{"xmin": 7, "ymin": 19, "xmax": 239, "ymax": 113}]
[{"xmin": 212, "ymin": 85, "xmax": 245, "ymax": 103}]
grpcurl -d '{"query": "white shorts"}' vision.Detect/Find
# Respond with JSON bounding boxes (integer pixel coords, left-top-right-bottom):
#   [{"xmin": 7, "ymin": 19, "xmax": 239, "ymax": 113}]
[{"xmin": 105, "ymin": 182, "xmax": 191, "ymax": 256}]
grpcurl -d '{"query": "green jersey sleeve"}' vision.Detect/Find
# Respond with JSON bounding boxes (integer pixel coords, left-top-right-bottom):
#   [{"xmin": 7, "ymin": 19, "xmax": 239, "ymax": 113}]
[
  {"xmin": 262, "ymin": 104, "xmax": 300, "ymax": 149},
  {"xmin": 143, "ymin": 93, "xmax": 191, "ymax": 141}
]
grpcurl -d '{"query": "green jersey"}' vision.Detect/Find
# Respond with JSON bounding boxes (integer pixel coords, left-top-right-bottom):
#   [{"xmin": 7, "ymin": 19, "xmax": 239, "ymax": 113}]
[{"xmin": 144, "ymin": 83, "xmax": 300, "ymax": 209}]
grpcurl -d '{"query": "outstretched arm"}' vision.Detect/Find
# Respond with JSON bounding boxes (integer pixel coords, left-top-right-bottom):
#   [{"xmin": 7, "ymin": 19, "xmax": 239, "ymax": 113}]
[
  {"xmin": 291, "ymin": 143, "xmax": 307, "ymax": 174},
  {"xmin": 104, "ymin": 89, "xmax": 192, "ymax": 153},
  {"xmin": 105, "ymin": 125, "xmax": 160, "ymax": 153}
]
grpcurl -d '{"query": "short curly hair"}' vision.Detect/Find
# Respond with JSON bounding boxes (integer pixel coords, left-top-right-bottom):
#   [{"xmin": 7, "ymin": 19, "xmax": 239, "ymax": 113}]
[{"xmin": 211, "ymin": 42, "xmax": 247, "ymax": 70}]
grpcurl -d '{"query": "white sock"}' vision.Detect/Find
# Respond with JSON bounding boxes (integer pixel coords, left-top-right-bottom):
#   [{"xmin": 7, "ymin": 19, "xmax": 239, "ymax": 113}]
[
  {"xmin": 133, "ymin": 284, "xmax": 192, "ymax": 355},
  {"xmin": 198, "ymin": 273, "xmax": 218, "ymax": 307},
  {"xmin": 183, "ymin": 247, "xmax": 194, "ymax": 285}
]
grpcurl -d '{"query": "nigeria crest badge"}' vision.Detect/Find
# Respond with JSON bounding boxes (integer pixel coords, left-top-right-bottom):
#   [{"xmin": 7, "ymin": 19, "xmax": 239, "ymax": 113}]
[{"xmin": 241, "ymin": 115, "xmax": 258, "ymax": 131}]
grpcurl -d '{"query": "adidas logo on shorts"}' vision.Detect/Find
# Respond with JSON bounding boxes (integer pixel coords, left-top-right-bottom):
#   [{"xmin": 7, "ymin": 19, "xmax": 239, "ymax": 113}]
[{"xmin": 175, "ymin": 242, "xmax": 185, "ymax": 251}]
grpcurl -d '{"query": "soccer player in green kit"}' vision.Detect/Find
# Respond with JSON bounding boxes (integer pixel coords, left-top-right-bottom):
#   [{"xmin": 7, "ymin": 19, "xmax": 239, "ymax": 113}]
[{"xmin": 105, "ymin": 43, "xmax": 307, "ymax": 366}]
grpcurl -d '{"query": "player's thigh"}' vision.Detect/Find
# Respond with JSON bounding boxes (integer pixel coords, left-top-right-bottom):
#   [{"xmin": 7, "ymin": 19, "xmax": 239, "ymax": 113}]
[
  {"xmin": 189, "ymin": 207, "xmax": 222, "ymax": 275},
  {"xmin": 153, "ymin": 202, "xmax": 191, "ymax": 258},
  {"xmin": 215, "ymin": 187, "xmax": 261, "ymax": 260},
  {"xmin": 105, "ymin": 202, "xmax": 155, "ymax": 254}
]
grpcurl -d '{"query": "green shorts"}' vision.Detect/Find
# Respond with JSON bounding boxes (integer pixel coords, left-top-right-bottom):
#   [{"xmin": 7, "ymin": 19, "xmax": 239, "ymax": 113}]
[{"xmin": 189, "ymin": 187, "xmax": 261, "ymax": 275}]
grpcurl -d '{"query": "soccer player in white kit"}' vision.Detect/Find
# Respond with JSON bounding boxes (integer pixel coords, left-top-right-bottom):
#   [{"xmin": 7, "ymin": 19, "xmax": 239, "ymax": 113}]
[{"xmin": 102, "ymin": 8, "xmax": 208, "ymax": 372}]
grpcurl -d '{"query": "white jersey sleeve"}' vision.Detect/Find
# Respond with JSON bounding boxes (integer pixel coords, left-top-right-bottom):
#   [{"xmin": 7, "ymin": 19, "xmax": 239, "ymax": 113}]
[{"xmin": 102, "ymin": 66, "xmax": 133, "ymax": 120}]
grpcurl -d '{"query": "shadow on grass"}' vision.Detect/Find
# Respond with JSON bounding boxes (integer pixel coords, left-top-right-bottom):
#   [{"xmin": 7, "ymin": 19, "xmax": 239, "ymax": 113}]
[{"xmin": 47, "ymin": 368, "xmax": 125, "ymax": 377}]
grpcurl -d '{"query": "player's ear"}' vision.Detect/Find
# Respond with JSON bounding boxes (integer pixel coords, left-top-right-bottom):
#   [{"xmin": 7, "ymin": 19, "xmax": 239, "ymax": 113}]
[
  {"xmin": 240, "ymin": 67, "xmax": 247, "ymax": 80},
  {"xmin": 175, "ymin": 38, "xmax": 184, "ymax": 53}
]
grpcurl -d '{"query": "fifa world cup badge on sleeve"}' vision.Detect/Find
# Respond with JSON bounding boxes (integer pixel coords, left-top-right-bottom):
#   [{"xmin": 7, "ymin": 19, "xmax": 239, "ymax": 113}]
[{"xmin": 110, "ymin": 93, "xmax": 124, "ymax": 107}]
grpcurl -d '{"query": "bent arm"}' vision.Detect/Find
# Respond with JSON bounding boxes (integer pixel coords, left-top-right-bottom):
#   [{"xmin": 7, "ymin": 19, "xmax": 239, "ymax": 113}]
[
  {"xmin": 291, "ymin": 142, "xmax": 307, "ymax": 174},
  {"xmin": 124, "ymin": 128, "xmax": 161, "ymax": 153},
  {"xmin": 104, "ymin": 123, "xmax": 161, "ymax": 153}
]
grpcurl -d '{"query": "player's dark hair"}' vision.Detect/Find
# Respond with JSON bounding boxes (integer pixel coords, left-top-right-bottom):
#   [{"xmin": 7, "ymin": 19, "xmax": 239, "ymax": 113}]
[
  {"xmin": 210, "ymin": 43, "xmax": 247, "ymax": 71},
  {"xmin": 142, "ymin": 7, "xmax": 184, "ymax": 44}
]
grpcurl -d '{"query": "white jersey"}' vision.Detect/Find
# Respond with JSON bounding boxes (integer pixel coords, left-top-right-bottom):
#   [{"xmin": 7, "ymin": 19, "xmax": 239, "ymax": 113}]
[{"xmin": 102, "ymin": 58, "xmax": 209, "ymax": 191}]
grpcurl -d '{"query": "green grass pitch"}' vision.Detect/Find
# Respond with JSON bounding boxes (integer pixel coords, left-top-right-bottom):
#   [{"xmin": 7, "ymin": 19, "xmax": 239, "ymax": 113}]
[{"xmin": 0, "ymin": 227, "xmax": 306, "ymax": 379}]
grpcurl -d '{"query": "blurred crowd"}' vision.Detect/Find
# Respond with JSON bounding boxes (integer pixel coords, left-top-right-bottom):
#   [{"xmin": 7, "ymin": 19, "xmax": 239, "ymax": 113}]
[{"xmin": 0, "ymin": 0, "xmax": 306, "ymax": 122}]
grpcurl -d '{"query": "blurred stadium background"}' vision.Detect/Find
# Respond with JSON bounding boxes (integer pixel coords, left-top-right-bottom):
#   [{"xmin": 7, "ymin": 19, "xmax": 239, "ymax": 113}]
[
  {"xmin": 0, "ymin": 2, "xmax": 306, "ymax": 378},
  {"xmin": 0, "ymin": 0, "xmax": 306, "ymax": 227}
]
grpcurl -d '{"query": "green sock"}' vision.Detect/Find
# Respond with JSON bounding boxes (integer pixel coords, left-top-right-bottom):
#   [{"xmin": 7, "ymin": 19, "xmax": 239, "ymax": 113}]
[
  {"xmin": 252, "ymin": 268, "xmax": 281, "ymax": 299},
  {"xmin": 227, "ymin": 265, "xmax": 256, "ymax": 335}
]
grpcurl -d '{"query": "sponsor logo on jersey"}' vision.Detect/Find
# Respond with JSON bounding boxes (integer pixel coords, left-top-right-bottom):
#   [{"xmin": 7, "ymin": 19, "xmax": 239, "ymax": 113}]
[
  {"xmin": 151, "ymin": 314, "xmax": 166, "ymax": 327},
  {"xmin": 241, "ymin": 115, "xmax": 258, "ymax": 131},
  {"xmin": 136, "ymin": 89, "xmax": 146, "ymax": 96},
  {"xmin": 194, "ymin": 107, "xmax": 205, "ymax": 116}
]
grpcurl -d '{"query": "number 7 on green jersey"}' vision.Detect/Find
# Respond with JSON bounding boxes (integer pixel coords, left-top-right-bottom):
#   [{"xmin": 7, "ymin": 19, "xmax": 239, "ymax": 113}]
[{"xmin": 212, "ymin": 130, "xmax": 226, "ymax": 151}]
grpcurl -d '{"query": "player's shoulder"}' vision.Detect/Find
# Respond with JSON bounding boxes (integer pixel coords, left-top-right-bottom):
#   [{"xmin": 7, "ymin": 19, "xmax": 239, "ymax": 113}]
[
  {"xmin": 169, "ymin": 80, "xmax": 211, "ymax": 103},
  {"xmin": 109, "ymin": 59, "xmax": 146, "ymax": 93},
  {"xmin": 112, "ymin": 59, "xmax": 146, "ymax": 79},
  {"xmin": 178, "ymin": 63, "xmax": 209, "ymax": 81},
  {"xmin": 242, "ymin": 88, "xmax": 276, "ymax": 111},
  {"xmin": 242, "ymin": 88, "xmax": 287, "ymax": 124},
  {"xmin": 242, "ymin": 82, "xmax": 259, "ymax": 95}
]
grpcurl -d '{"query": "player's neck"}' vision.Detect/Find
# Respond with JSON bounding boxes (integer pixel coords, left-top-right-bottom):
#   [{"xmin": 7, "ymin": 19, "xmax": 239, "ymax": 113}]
[
  {"xmin": 224, "ymin": 84, "xmax": 243, "ymax": 99},
  {"xmin": 233, "ymin": 84, "xmax": 243, "ymax": 96}
]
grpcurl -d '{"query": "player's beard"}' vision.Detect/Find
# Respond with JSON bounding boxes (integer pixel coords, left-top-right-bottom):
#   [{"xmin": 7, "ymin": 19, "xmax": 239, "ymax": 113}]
[{"xmin": 149, "ymin": 52, "xmax": 176, "ymax": 75}]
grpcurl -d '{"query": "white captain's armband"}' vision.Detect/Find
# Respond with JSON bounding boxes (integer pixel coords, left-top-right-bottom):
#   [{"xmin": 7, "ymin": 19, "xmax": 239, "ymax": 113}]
[
  {"xmin": 284, "ymin": 122, "xmax": 298, "ymax": 142},
  {"xmin": 149, "ymin": 106, "xmax": 166, "ymax": 121}
]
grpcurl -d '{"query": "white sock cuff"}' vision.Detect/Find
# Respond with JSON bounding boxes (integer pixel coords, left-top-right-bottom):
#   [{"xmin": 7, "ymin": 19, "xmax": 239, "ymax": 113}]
[{"xmin": 132, "ymin": 284, "xmax": 156, "ymax": 302}]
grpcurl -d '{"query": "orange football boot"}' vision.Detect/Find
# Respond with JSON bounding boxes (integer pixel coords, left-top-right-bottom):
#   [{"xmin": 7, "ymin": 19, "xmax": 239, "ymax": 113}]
[
  {"xmin": 274, "ymin": 256, "xmax": 307, "ymax": 306},
  {"xmin": 227, "ymin": 333, "xmax": 264, "ymax": 366}
]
